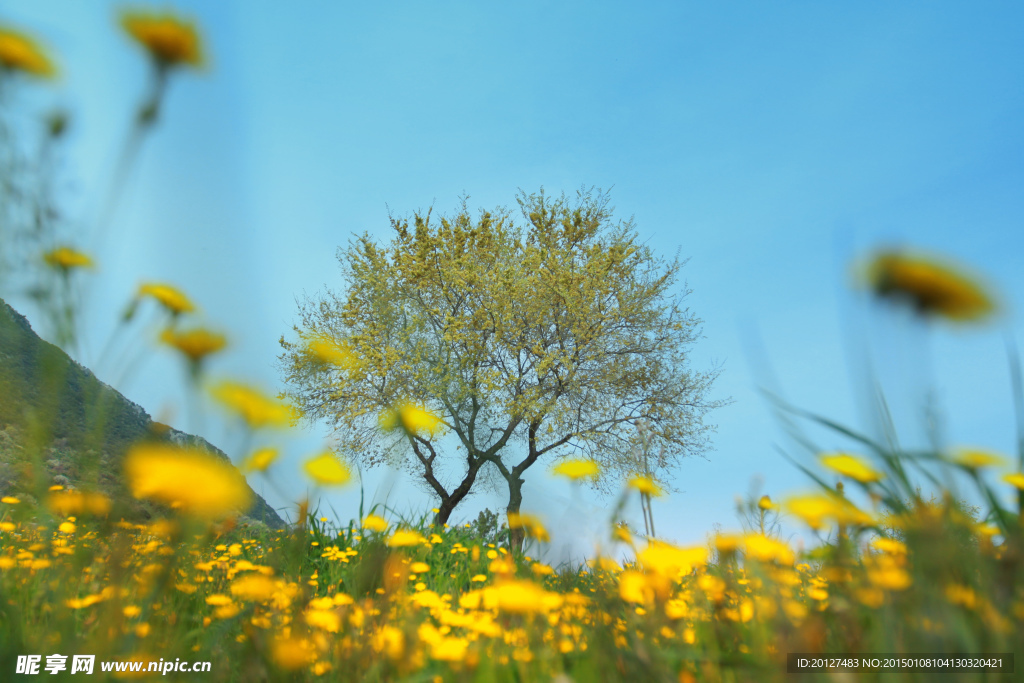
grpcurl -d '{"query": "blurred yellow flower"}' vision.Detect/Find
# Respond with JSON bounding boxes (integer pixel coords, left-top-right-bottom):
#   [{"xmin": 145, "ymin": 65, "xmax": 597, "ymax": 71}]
[
  {"xmin": 138, "ymin": 282, "xmax": 195, "ymax": 315},
  {"xmin": 637, "ymin": 541, "xmax": 707, "ymax": 577},
  {"xmin": 552, "ymin": 459, "xmax": 600, "ymax": 481},
  {"xmin": 860, "ymin": 250, "xmax": 996, "ymax": 323},
  {"xmin": 757, "ymin": 495, "xmax": 774, "ymax": 510},
  {"xmin": 430, "ymin": 636, "xmax": 469, "ymax": 662},
  {"xmin": 410, "ymin": 562, "xmax": 430, "ymax": 574},
  {"xmin": 121, "ymin": 11, "xmax": 203, "ymax": 68},
  {"xmin": 362, "ymin": 514, "xmax": 389, "ymax": 532},
  {"xmin": 307, "ymin": 336, "xmax": 358, "ymax": 368},
  {"xmin": 305, "ymin": 608, "xmax": 340, "ymax": 633},
  {"xmin": 628, "ymin": 475, "xmax": 664, "ymax": 497},
  {"xmin": 531, "ymin": 562, "xmax": 555, "ymax": 576},
  {"xmin": 619, "ymin": 570, "xmax": 654, "ymax": 605},
  {"xmin": 742, "ymin": 533, "xmax": 794, "ymax": 565},
  {"xmin": 371, "ymin": 625, "xmax": 405, "ymax": 660},
  {"xmin": 242, "ymin": 447, "xmax": 279, "ymax": 473},
  {"xmin": 271, "ymin": 637, "xmax": 315, "ymax": 670},
  {"xmin": 160, "ymin": 327, "xmax": 226, "ymax": 363},
  {"xmin": 303, "ymin": 451, "xmax": 351, "ymax": 486},
  {"xmin": 1, "ymin": 496, "xmax": 21, "ymax": 504},
  {"xmin": 1002, "ymin": 473, "xmax": 1024, "ymax": 490},
  {"xmin": 123, "ymin": 443, "xmax": 252, "ymax": 519},
  {"xmin": 819, "ymin": 452, "xmax": 884, "ymax": 483},
  {"xmin": 379, "ymin": 403, "xmax": 444, "ymax": 437},
  {"xmin": 507, "ymin": 512, "xmax": 549, "ymax": 542},
  {"xmin": 871, "ymin": 537, "xmax": 907, "ymax": 555},
  {"xmin": 387, "ymin": 529, "xmax": 426, "ymax": 547},
  {"xmin": 865, "ymin": 554, "xmax": 911, "ymax": 591},
  {"xmin": 0, "ymin": 27, "xmax": 55, "ymax": 78},
  {"xmin": 46, "ymin": 491, "xmax": 111, "ymax": 517},
  {"xmin": 211, "ymin": 381, "xmax": 298, "ymax": 429},
  {"xmin": 230, "ymin": 574, "xmax": 276, "ymax": 602},
  {"xmin": 784, "ymin": 493, "xmax": 873, "ymax": 530},
  {"xmin": 949, "ymin": 448, "xmax": 1007, "ymax": 469},
  {"xmin": 713, "ymin": 533, "xmax": 743, "ymax": 554},
  {"xmin": 43, "ymin": 247, "xmax": 92, "ymax": 270},
  {"xmin": 492, "ymin": 579, "xmax": 561, "ymax": 614}
]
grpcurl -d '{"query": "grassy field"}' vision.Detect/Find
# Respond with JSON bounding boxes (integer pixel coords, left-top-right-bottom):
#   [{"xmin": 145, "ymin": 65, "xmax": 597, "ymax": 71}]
[{"xmin": 1, "ymin": 462, "xmax": 1022, "ymax": 682}]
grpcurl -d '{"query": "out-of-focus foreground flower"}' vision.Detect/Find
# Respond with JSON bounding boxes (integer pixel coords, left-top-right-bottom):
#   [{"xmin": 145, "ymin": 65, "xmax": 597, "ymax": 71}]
[
  {"xmin": 120, "ymin": 10, "xmax": 203, "ymax": 68},
  {"xmin": 123, "ymin": 443, "xmax": 252, "ymax": 519}
]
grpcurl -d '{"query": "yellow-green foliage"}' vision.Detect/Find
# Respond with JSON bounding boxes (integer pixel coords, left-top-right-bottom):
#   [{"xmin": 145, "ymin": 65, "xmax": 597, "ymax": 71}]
[{"xmin": 278, "ymin": 192, "xmax": 727, "ymax": 525}]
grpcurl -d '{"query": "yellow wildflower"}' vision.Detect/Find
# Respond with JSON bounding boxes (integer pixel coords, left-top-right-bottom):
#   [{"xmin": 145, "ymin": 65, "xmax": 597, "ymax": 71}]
[
  {"xmin": 637, "ymin": 541, "xmax": 707, "ymax": 577},
  {"xmin": 507, "ymin": 512, "xmax": 549, "ymax": 542},
  {"xmin": 742, "ymin": 534, "xmax": 794, "ymax": 565},
  {"xmin": 204, "ymin": 594, "xmax": 232, "ymax": 606},
  {"xmin": 950, "ymin": 448, "xmax": 1007, "ymax": 469},
  {"xmin": 121, "ymin": 11, "xmax": 203, "ymax": 68},
  {"xmin": 387, "ymin": 529, "xmax": 426, "ymax": 547},
  {"xmin": 871, "ymin": 537, "xmax": 907, "ymax": 555},
  {"xmin": 945, "ymin": 583, "xmax": 977, "ymax": 609},
  {"xmin": 379, "ymin": 403, "xmax": 444, "ymax": 437},
  {"xmin": 242, "ymin": 447, "xmax": 279, "ymax": 473},
  {"xmin": 371, "ymin": 626, "xmax": 405, "ymax": 660},
  {"xmin": 628, "ymin": 475, "xmax": 664, "ymax": 497},
  {"xmin": 714, "ymin": 533, "xmax": 744, "ymax": 554},
  {"xmin": 230, "ymin": 574, "xmax": 276, "ymax": 602},
  {"xmin": 271, "ymin": 637, "xmax": 315, "ymax": 670},
  {"xmin": 361, "ymin": 514, "xmax": 389, "ymax": 532},
  {"xmin": 860, "ymin": 249, "xmax": 996, "ymax": 322},
  {"xmin": 410, "ymin": 562, "xmax": 430, "ymax": 573},
  {"xmin": 492, "ymin": 579, "xmax": 561, "ymax": 614},
  {"xmin": 758, "ymin": 495, "xmax": 774, "ymax": 510},
  {"xmin": 0, "ymin": 27, "xmax": 55, "ymax": 78},
  {"xmin": 1, "ymin": 496, "xmax": 21, "ymax": 504},
  {"xmin": 211, "ymin": 381, "xmax": 298, "ymax": 429},
  {"xmin": 43, "ymin": 247, "xmax": 92, "ymax": 270},
  {"xmin": 305, "ymin": 609, "xmax": 340, "ymax": 633},
  {"xmin": 865, "ymin": 554, "xmax": 912, "ymax": 591},
  {"xmin": 66, "ymin": 594, "xmax": 105, "ymax": 609},
  {"xmin": 430, "ymin": 636, "xmax": 469, "ymax": 662},
  {"xmin": 819, "ymin": 452, "xmax": 884, "ymax": 483},
  {"xmin": 47, "ymin": 491, "xmax": 111, "ymax": 517},
  {"xmin": 306, "ymin": 336, "xmax": 357, "ymax": 368},
  {"xmin": 123, "ymin": 443, "xmax": 252, "ymax": 519},
  {"xmin": 303, "ymin": 451, "xmax": 351, "ymax": 486},
  {"xmin": 1002, "ymin": 473, "xmax": 1024, "ymax": 490},
  {"xmin": 783, "ymin": 493, "xmax": 873, "ymax": 530},
  {"xmin": 138, "ymin": 282, "xmax": 194, "ymax": 315},
  {"xmin": 552, "ymin": 459, "xmax": 600, "ymax": 481},
  {"xmin": 619, "ymin": 571, "xmax": 653, "ymax": 605},
  {"xmin": 160, "ymin": 327, "xmax": 226, "ymax": 363}
]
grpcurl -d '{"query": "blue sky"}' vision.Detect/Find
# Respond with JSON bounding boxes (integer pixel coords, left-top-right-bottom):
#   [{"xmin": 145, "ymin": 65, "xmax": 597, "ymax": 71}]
[{"xmin": 2, "ymin": 1, "xmax": 1023, "ymax": 559}]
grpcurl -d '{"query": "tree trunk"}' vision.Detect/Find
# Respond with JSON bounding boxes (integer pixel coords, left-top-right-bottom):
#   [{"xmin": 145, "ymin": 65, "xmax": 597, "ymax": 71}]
[
  {"xmin": 431, "ymin": 459, "xmax": 483, "ymax": 529},
  {"xmin": 506, "ymin": 476, "xmax": 525, "ymax": 552}
]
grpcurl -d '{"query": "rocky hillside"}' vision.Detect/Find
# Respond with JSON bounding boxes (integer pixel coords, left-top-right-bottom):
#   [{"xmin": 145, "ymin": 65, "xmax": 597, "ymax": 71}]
[{"xmin": 0, "ymin": 297, "xmax": 285, "ymax": 528}]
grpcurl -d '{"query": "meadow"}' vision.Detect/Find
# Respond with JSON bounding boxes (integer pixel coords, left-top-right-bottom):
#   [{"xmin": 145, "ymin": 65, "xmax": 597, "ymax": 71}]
[{"xmin": 2, "ymin": 9, "xmax": 1024, "ymax": 683}]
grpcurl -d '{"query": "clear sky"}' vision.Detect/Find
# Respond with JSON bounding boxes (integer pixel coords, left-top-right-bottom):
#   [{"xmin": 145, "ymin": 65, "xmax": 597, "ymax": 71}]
[{"xmin": 2, "ymin": 1, "xmax": 1023, "ymax": 561}]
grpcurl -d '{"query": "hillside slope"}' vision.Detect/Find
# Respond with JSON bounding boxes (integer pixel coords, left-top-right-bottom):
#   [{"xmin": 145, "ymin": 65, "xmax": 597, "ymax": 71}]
[{"xmin": 0, "ymin": 297, "xmax": 285, "ymax": 528}]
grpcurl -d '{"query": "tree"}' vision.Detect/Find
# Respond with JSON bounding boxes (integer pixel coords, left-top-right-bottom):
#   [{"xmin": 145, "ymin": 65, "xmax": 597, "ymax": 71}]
[{"xmin": 278, "ymin": 187, "xmax": 727, "ymax": 535}]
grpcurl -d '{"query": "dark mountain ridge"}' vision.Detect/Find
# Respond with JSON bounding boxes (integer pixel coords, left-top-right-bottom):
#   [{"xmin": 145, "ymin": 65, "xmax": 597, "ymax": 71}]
[{"xmin": 0, "ymin": 296, "xmax": 285, "ymax": 528}]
